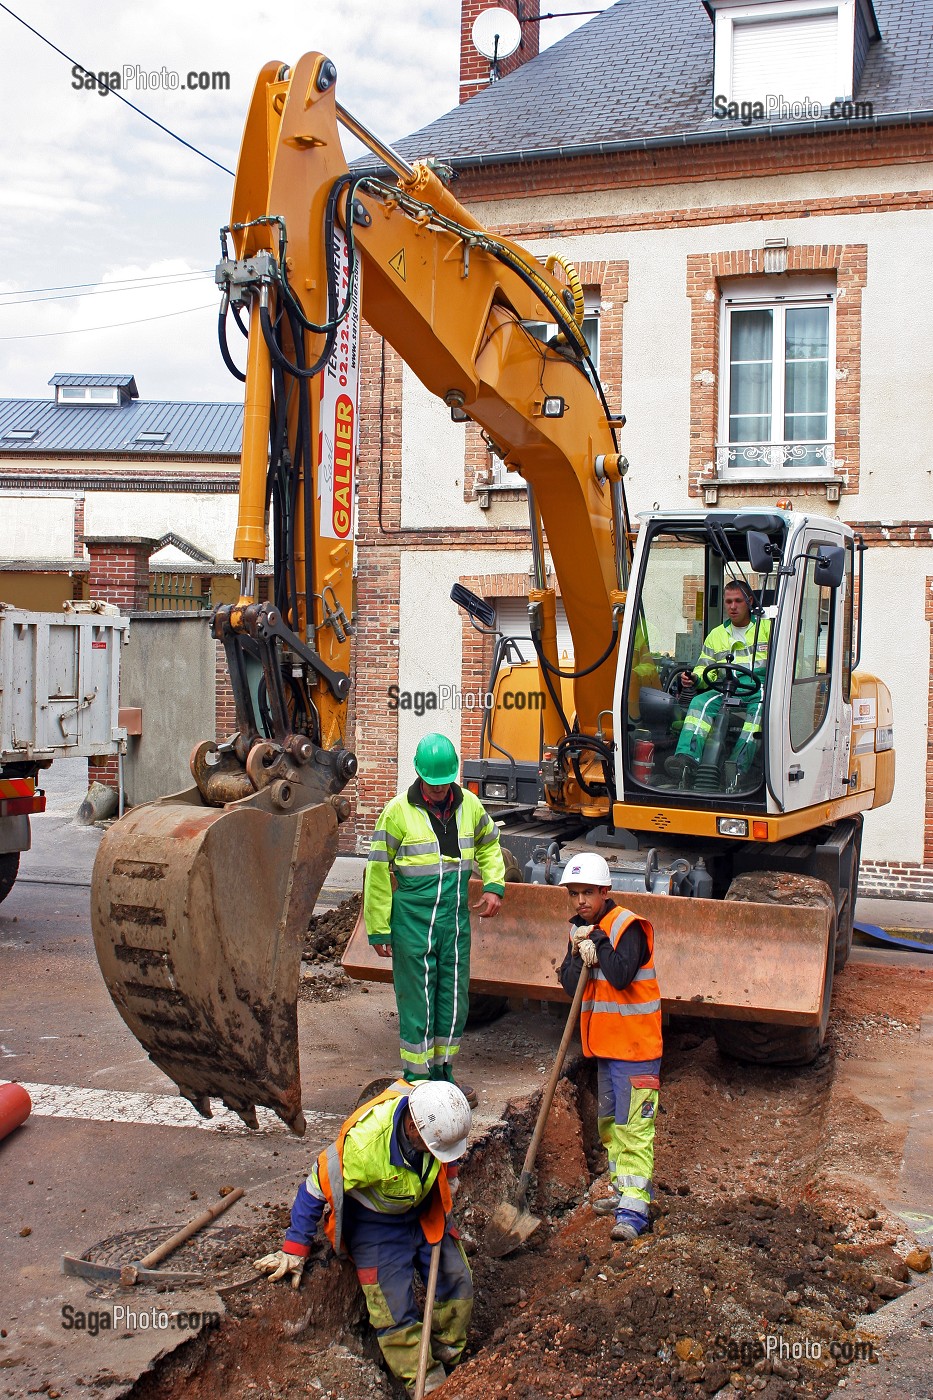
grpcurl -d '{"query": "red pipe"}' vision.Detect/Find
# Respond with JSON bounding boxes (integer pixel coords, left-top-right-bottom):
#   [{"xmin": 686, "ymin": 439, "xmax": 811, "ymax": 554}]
[{"xmin": 0, "ymin": 1082, "xmax": 32, "ymax": 1141}]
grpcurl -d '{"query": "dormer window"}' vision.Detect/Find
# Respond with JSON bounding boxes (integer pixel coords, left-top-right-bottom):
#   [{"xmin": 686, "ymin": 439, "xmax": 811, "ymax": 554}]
[
  {"xmin": 708, "ymin": 0, "xmax": 880, "ymax": 110},
  {"xmin": 57, "ymin": 385, "xmax": 121, "ymax": 405}
]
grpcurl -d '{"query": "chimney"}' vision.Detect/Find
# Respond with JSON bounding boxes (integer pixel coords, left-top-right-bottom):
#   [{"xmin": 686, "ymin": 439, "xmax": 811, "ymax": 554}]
[{"xmin": 460, "ymin": 0, "xmax": 540, "ymax": 104}]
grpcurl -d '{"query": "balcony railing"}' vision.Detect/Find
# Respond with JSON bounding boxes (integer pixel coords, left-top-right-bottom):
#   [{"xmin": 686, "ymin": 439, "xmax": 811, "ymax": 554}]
[{"xmin": 715, "ymin": 441, "xmax": 835, "ymax": 474}]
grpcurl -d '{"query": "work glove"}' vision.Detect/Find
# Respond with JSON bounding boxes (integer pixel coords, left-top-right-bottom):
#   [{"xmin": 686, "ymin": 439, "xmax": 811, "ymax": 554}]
[
  {"xmin": 571, "ymin": 924, "xmax": 595, "ymax": 951},
  {"xmin": 253, "ymin": 1249, "xmax": 306, "ymax": 1289},
  {"xmin": 577, "ymin": 938, "xmax": 599, "ymax": 968}
]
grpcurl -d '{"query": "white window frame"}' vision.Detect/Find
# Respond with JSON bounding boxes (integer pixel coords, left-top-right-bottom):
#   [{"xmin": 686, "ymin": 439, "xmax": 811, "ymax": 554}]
[
  {"xmin": 716, "ymin": 275, "xmax": 836, "ymax": 481},
  {"xmin": 56, "ymin": 385, "xmax": 121, "ymax": 405},
  {"xmin": 711, "ymin": 0, "xmax": 856, "ymax": 108}
]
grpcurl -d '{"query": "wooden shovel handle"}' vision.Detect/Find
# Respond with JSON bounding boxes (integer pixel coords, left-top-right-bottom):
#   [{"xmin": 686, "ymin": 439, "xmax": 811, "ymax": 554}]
[
  {"xmin": 139, "ymin": 1188, "xmax": 244, "ymax": 1269},
  {"xmin": 413, "ymin": 1237, "xmax": 442, "ymax": 1400},
  {"xmin": 516, "ymin": 961, "xmax": 589, "ymax": 1195}
]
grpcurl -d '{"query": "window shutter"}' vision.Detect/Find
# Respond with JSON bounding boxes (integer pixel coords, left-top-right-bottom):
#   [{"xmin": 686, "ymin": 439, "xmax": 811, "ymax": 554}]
[
  {"xmin": 731, "ymin": 12, "xmax": 839, "ymax": 105},
  {"xmin": 495, "ymin": 598, "xmax": 574, "ymax": 664}
]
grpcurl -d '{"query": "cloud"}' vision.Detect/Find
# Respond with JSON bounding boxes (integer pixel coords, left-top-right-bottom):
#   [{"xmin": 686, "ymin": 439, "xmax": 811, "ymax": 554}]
[{"xmin": 0, "ymin": 0, "xmax": 606, "ymax": 400}]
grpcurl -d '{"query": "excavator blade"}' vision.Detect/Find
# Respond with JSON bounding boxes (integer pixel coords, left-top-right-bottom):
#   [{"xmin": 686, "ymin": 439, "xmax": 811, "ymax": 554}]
[
  {"xmin": 342, "ymin": 878, "xmax": 832, "ymax": 1025},
  {"xmin": 91, "ymin": 788, "xmax": 338, "ymax": 1133}
]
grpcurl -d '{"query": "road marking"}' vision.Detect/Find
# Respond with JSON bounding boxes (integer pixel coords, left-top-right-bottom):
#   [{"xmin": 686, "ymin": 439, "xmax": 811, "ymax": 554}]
[{"xmin": 16, "ymin": 1082, "xmax": 340, "ymax": 1135}]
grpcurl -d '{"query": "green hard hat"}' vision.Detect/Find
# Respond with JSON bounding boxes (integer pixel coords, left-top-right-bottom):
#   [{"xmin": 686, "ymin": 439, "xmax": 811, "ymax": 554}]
[{"xmin": 414, "ymin": 733, "xmax": 459, "ymax": 785}]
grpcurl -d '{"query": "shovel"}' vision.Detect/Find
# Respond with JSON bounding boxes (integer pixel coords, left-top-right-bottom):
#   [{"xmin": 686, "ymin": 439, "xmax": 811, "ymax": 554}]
[
  {"xmin": 484, "ymin": 961, "xmax": 589, "ymax": 1257},
  {"xmin": 413, "ymin": 1236, "xmax": 442, "ymax": 1400}
]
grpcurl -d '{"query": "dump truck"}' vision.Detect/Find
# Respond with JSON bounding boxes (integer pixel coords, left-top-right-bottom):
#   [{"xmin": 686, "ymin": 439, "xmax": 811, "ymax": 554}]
[
  {"xmin": 0, "ymin": 604, "xmax": 128, "ymax": 901},
  {"xmin": 90, "ymin": 53, "xmax": 894, "ymax": 1134}
]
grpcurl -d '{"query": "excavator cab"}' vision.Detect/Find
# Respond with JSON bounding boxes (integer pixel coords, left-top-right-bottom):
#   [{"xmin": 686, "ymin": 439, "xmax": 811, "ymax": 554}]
[{"xmin": 619, "ymin": 512, "xmax": 787, "ymax": 803}]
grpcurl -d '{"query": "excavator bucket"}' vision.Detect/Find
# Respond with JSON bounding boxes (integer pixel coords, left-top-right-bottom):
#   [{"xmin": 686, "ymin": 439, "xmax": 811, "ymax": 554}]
[
  {"xmin": 91, "ymin": 786, "xmax": 339, "ymax": 1133},
  {"xmin": 342, "ymin": 878, "xmax": 832, "ymax": 1025}
]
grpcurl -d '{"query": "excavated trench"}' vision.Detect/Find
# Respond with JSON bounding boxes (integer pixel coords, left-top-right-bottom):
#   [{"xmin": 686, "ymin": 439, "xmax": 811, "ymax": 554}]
[
  {"xmin": 125, "ymin": 1052, "xmax": 924, "ymax": 1400},
  {"xmin": 124, "ymin": 904, "xmax": 932, "ymax": 1400}
]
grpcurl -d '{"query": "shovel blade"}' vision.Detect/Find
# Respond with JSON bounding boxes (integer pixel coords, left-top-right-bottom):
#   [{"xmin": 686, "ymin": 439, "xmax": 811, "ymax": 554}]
[
  {"xmin": 484, "ymin": 1200, "xmax": 542, "ymax": 1258},
  {"xmin": 91, "ymin": 786, "xmax": 338, "ymax": 1133}
]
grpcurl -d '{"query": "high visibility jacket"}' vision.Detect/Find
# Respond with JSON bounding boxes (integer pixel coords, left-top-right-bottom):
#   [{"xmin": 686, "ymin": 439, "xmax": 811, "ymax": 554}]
[
  {"xmin": 311, "ymin": 1084, "xmax": 452, "ymax": 1256},
  {"xmin": 364, "ymin": 784, "xmax": 505, "ymax": 945},
  {"xmin": 580, "ymin": 905, "xmax": 663, "ymax": 1061},
  {"xmin": 693, "ymin": 617, "xmax": 771, "ymax": 684}
]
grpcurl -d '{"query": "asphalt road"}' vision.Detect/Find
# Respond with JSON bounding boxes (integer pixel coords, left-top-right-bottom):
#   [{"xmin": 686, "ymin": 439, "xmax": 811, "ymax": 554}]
[{"xmin": 0, "ymin": 761, "xmax": 568, "ymax": 1399}]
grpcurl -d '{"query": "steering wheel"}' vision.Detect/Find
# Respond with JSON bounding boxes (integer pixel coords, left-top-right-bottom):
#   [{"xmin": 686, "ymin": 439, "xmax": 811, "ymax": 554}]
[{"xmin": 701, "ymin": 663, "xmax": 761, "ymax": 698}]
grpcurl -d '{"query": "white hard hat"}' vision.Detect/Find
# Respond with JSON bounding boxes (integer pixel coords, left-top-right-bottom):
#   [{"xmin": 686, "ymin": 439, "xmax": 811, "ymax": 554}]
[
  {"xmin": 407, "ymin": 1082, "xmax": 472, "ymax": 1162},
  {"xmin": 559, "ymin": 852, "xmax": 613, "ymax": 887}
]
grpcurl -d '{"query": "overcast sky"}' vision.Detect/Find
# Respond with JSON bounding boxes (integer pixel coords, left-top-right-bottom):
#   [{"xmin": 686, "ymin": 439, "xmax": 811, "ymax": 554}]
[{"xmin": 0, "ymin": 1, "xmax": 610, "ymax": 404}]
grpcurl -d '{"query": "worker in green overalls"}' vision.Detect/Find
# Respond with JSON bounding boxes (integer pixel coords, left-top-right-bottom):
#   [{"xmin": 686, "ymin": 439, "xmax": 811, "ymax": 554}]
[{"xmin": 363, "ymin": 734, "xmax": 506, "ymax": 1105}]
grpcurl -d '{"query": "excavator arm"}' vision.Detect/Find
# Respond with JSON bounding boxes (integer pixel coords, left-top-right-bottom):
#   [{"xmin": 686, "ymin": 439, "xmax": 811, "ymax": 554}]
[{"xmin": 90, "ymin": 53, "xmax": 630, "ymax": 1131}]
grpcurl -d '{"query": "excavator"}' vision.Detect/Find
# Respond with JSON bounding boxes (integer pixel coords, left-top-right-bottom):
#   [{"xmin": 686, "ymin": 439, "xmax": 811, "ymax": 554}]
[{"xmin": 90, "ymin": 52, "xmax": 894, "ymax": 1134}]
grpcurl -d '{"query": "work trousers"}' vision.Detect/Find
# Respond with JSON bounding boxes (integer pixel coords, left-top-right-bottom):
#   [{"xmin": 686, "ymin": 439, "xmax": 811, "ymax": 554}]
[
  {"xmin": 674, "ymin": 690, "xmax": 762, "ymax": 770},
  {"xmin": 597, "ymin": 1057, "xmax": 661, "ymax": 1222},
  {"xmin": 391, "ymin": 869, "xmax": 471, "ymax": 1083},
  {"xmin": 343, "ymin": 1200, "xmax": 473, "ymax": 1387}
]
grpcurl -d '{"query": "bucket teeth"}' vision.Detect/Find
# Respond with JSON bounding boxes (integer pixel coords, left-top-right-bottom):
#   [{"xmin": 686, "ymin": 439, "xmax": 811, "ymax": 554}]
[
  {"xmin": 183, "ymin": 1092, "xmax": 213, "ymax": 1120},
  {"xmin": 233, "ymin": 1104, "xmax": 260, "ymax": 1131},
  {"xmin": 284, "ymin": 1108, "xmax": 307, "ymax": 1136}
]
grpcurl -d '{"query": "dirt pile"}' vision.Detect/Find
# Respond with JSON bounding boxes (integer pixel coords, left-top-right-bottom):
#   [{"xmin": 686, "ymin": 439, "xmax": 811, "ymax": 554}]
[
  {"xmin": 304, "ymin": 893, "xmax": 362, "ymax": 963},
  {"xmin": 125, "ymin": 962, "xmax": 933, "ymax": 1400},
  {"xmin": 299, "ymin": 893, "xmax": 362, "ymax": 1003}
]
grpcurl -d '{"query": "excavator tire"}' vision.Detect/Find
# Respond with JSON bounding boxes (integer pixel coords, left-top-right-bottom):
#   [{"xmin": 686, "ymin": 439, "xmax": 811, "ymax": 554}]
[
  {"xmin": 466, "ymin": 844, "xmax": 523, "ymax": 1028},
  {"xmin": 0, "ymin": 852, "xmax": 19, "ymax": 905},
  {"xmin": 713, "ymin": 871, "xmax": 837, "ymax": 1067}
]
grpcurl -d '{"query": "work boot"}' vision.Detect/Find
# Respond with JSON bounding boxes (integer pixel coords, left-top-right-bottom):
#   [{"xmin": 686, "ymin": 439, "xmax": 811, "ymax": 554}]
[
  {"xmin": 451, "ymin": 1081, "xmax": 478, "ymax": 1108},
  {"xmin": 407, "ymin": 1364, "xmax": 446, "ymax": 1395},
  {"xmin": 610, "ymin": 1208, "xmax": 648, "ymax": 1242},
  {"xmin": 432, "ymin": 1341, "xmax": 462, "ymax": 1366},
  {"xmin": 590, "ymin": 1192, "xmax": 620, "ymax": 1217},
  {"xmin": 664, "ymin": 754, "xmax": 698, "ymax": 786}
]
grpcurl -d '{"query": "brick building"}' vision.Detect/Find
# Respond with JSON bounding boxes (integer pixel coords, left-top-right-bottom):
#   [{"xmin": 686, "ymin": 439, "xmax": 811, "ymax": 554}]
[{"xmin": 347, "ymin": 0, "xmax": 933, "ymax": 896}]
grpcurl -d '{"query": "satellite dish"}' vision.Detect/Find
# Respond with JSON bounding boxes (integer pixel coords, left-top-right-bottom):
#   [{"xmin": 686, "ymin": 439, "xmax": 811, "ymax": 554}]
[{"xmin": 471, "ymin": 7, "xmax": 522, "ymax": 60}]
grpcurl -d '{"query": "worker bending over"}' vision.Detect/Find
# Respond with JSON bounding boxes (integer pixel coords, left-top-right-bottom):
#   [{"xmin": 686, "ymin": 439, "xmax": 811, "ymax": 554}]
[
  {"xmin": 254, "ymin": 1080, "xmax": 472, "ymax": 1396},
  {"xmin": 557, "ymin": 853, "xmax": 663, "ymax": 1241}
]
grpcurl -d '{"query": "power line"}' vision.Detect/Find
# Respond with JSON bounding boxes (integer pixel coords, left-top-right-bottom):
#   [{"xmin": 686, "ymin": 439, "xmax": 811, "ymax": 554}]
[
  {"xmin": 0, "ymin": 3, "xmax": 235, "ymax": 178},
  {"xmin": 0, "ymin": 269, "xmax": 214, "ymax": 298},
  {"xmin": 0, "ymin": 302, "xmax": 218, "ymax": 341},
  {"xmin": 0, "ymin": 274, "xmax": 215, "ymax": 309}
]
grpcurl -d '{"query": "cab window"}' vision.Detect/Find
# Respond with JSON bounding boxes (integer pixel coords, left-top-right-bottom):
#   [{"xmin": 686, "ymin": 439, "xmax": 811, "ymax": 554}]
[{"xmin": 790, "ymin": 544, "xmax": 835, "ymax": 750}]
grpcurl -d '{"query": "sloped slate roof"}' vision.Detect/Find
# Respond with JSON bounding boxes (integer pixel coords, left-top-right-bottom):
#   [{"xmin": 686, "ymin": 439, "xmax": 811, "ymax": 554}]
[
  {"xmin": 0, "ymin": 395, "xmax": 242, "ymax": 455},
  {"xmin": 392, "ymin": 0, "xmax": 933, "ymax": 166}
]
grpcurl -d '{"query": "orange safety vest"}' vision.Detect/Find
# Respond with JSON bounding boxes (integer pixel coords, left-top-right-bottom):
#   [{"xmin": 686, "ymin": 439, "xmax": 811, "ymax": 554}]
[
  {"xmin": 316, "ymin": 1082, "xmax": 452, "ymax": 1257},
  {"xmin": 579, "ymin": 905, "xmax": 663, "ymax": 1062}
]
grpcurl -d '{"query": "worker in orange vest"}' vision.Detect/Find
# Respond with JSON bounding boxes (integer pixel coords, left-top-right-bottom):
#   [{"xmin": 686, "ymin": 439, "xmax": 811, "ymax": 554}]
[
  {"xmin": 254, "ymin": 1080, "xmax": 472, "ymax": 1395},
  {"xmin": 557, "ymin": 852, "xmax": 663, "ymax": 1241}
]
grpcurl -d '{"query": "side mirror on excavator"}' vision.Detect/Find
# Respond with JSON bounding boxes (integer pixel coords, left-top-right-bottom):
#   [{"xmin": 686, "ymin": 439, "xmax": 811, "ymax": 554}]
[
  {"xmin": 451, "ymin": 583, "xmax": 497, "ymax": 629},
  {"xmin": 813, "ymin": 545, "xmax": 846, "ymax": 589},
  {"xmin": 746, "ymin": 529, "xmax": 777, "ymax": 574}
]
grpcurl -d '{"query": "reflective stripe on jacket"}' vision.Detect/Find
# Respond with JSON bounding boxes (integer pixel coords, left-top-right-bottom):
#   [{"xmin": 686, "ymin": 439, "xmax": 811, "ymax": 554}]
[
  {"xmin": 313, "ymin": 1083, "xmax": 452, "ymax": 1255},
  {"xmin": 580, "ymin": 906, "xmax": 663, "ymax": 1061},
  {"xmin": 363, "ymin": 786, "xmax": 505, "ymax": 944},
  {"xmin": 693, "ymin": 617, "xmax": 772, "ymax": 682}
]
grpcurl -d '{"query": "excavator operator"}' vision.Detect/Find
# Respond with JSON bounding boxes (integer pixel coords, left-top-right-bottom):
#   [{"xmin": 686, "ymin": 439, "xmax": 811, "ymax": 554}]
[{"xmin": 665, "ymin": 580, "xmax": 771, "ymax": 784}]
